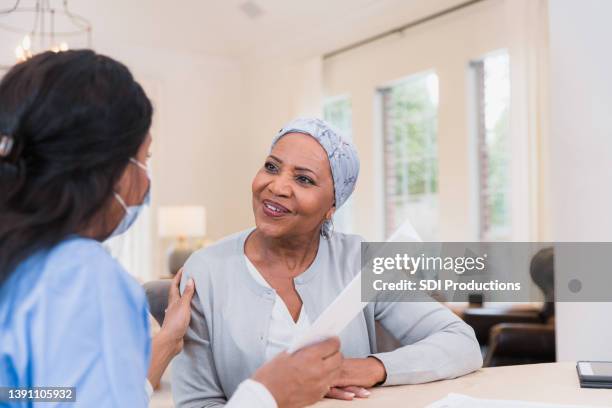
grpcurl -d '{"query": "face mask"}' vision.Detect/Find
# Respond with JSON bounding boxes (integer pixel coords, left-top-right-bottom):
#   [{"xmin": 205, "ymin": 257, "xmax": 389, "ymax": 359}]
[{"xmin": 109, "ymin": 158, "xmax": 151, "ymax": 238}]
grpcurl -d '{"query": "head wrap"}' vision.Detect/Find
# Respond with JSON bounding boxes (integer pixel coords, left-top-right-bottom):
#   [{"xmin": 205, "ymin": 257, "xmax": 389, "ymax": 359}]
[{"xmin": 271, "ymin": 117, "xmax": 360, "ymax": 237}]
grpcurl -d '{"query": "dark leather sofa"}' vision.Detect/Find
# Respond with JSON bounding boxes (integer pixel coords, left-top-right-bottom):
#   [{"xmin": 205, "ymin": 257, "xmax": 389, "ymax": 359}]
[{"xmin": 462, "ymin": 247, "xmax": 555, "ymax": 367}]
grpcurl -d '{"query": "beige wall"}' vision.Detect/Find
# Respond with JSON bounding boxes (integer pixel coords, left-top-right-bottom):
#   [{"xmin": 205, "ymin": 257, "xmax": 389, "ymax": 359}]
[
  {"xmin": 321, "ymin": 0, "xmax": 549, "ymax": 241},
  {"xmin": 94, "ymin": 44, "xmax": 248, "ymax": 277}
]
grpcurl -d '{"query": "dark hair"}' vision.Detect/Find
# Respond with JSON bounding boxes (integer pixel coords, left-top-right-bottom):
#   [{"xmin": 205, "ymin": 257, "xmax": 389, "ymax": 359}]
[{"xmin": 0, "ymin": 50, "xmax": 153, "ymax": 284}]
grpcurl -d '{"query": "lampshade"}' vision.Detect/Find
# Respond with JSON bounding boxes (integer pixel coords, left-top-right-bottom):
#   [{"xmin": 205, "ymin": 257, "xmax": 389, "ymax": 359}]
[{"xmin": 158, "ymin": 205, "xmax": 206, "ymax": 238}]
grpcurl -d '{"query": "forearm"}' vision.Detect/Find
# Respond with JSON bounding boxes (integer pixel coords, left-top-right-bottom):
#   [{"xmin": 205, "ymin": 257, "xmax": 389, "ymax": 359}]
[
  {"xmin": 147, "ymin": 331, "xmax": 180, "ymax": 389},
  {"xmin": 226, "ymin": 379, "xmax": 277, "ymax": 408},
  {"xmin": 373, "ymin": 301, "xmax": 482, "ymax": 385},
  {"xmin": 372, "ymin": 321, "xmax": 482, "ymax": 385}
]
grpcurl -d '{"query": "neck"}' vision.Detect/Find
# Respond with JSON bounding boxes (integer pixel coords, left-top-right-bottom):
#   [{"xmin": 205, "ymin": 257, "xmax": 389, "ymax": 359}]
[
  {"xmin": 78, "ymin": 199, "xmax": 123, "ymax": 241},
  {"xmin": 247, "ymin": 227, "xmax": 322, "ymax": 277}
]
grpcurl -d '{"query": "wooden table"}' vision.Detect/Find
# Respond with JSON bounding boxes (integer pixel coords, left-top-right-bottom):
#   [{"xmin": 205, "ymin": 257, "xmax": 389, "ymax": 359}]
[{"xmin": 312, "ymin": 362, "xmax": 612, "ymax": 407}]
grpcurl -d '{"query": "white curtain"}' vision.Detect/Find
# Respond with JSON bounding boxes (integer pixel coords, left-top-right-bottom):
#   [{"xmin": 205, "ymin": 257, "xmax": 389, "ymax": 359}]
[{"xmin": 504, "ymin": 0, "xmax": 551, "ymax": 241}]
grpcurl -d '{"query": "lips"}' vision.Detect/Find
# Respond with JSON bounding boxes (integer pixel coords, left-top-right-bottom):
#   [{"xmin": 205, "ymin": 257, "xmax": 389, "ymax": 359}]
[{"xmin": 262, "ymin": 199, "xmax": 290, "ymax": 217}]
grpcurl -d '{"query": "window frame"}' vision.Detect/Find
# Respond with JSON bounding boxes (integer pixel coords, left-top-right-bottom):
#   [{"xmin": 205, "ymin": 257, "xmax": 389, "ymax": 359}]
[{"xmin": 378, "ymin": 70, "xmax": 440, "ymax": 240}]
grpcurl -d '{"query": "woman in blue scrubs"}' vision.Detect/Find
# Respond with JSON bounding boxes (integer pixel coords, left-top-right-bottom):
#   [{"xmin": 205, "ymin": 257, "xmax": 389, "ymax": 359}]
[
  {"xmin": 0, "ymin": 50, "xmax": 342, "ymax": 407},
  {"xmin": 0, "ymin": 49, "xmax": 194, "ymax": 406}
]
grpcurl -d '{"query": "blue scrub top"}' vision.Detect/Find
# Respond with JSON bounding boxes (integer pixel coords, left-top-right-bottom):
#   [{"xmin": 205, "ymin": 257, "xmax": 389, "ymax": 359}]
[{"xmin": 0, "ymin": 237, "xmax": 151, "ymax": 407}]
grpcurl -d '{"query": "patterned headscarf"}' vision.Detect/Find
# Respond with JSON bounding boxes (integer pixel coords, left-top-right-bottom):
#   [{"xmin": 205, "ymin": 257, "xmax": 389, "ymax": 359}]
[{"xmin": 271, "ymin": 117, "xmax": 360, "ymax": 237}]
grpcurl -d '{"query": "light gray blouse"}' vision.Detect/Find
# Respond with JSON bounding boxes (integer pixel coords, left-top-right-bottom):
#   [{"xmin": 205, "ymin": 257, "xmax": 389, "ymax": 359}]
[{"xmin": 172, "ymin": 229, "xmax": 483, "ymax": 408}]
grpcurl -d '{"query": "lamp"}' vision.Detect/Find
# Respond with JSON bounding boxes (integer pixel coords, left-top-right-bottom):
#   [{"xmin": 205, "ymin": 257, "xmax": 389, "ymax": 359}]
[{"xmin": 158, "ymin": 205, "xmax": 206, "ymax": 276}]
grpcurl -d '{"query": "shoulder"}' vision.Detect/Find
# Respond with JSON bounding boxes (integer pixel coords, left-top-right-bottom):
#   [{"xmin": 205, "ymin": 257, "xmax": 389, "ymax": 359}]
[
  {"xmin": 1, "ymin": 236, "xmax": 146, "ymax": 333},
  {"xmin": 185, "ymin": 229, "xmax": 249, "ymax": 268},
  {"xmin": 325, "ymin": 232, "xmax": 364, "ymax": 257},
  {"xmin": 1, "ymin": 238, "xmax": 105, "ymax": 313},
  {"xmin": 46, "ymin": 236, "xmax": 116, "ymax": 274},
  {"xmin": 45, "ymin": 237, "xmax": 132, "ymax": 280},
  {"xmin": 182, "ymin": 229, "xmax": 250, "ymax": 283},
  {"xmin": 193, "ymin": 229, "xmax": 249, "ymax": 261},
  {"xmin": 327, "ymin": 231, "xmax": 364, "ymax": 246},
  {"xmin": 42, "ymin": 237, "xmax": 146, "ymax": 309},
  {"xmin": 319, "ymin": 232, "xmax": 364, "ymax": 281}
]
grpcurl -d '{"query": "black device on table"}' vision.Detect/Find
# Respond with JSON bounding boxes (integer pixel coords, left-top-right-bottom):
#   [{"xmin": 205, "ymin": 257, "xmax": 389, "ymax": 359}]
[{"xmin": 576, "ymin": 361, "xmax": 612, "ymax": 389}]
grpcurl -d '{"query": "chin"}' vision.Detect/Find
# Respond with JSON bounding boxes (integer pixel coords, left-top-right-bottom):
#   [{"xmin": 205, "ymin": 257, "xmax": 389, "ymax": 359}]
[{"xmin": 255, "ymin": 219, "xmax": 288, "ymax": 239}]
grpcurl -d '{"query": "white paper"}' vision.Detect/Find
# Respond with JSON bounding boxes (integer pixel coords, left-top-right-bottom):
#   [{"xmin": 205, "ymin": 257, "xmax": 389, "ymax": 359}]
[
  {"xmin": 288, "ymin": 272, "xmax": 367, "ymax": 353},
  {"xmin": 426, "ymin": 393, "xmax": 597, "ymax": 408},
  {"xmin": 288, "ymin": 217, "xmax": 422, "ymax": 353}
]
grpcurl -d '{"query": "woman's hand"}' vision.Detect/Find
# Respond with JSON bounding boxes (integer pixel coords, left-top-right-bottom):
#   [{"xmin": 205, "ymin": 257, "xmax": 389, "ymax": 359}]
[
  {"xmin": 252, "ymin": 337, "xmax": 343, "ymax": 408},
  {"xmin": 147, "ymin": 269, "xmax": 195, "ymax": 389},
  {"xmin": 323, "ymin": 357, "xmax": 384, "ymax": 400},
  {"xmin": 330, "ymin": 357, "xmax": 386, "ymax": 393},
  {"xmin": 159, "ymin": 268, "xmax": 195, "ymax": 354},
  {"xmin": 325, "ymin": 386, "xmax": 371, "ymax": 400}
]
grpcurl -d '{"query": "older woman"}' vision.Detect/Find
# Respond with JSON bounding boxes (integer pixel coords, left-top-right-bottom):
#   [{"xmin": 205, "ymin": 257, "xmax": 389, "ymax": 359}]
[{"xmin": 173, "ymin": 118, "xmax": 482, "ymax": 407}]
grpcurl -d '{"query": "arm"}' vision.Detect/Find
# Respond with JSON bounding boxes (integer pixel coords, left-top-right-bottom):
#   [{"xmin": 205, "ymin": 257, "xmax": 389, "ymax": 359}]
[
  {"xmin": 225, "ymin": 380, "xmax": 278, "ymax": 408},
  {"xmin": 370, "ymin": 301, "xmax": 483, "ymax": 385},
  {"xmin": 333, "ymin": 301, "xmax": 482, "ymax": 389},
  {"xmin": 171, "ymin": 258, "xmax": 345, "ymax": 408},
  {"xmin": 147, "ymin": 269, "xmax": 195, "ymax": 389},
  {"xmin": 147, "ymin": 330, "xmax": 181, "ymax": 389},
  {"xmin": 170, "ymin": 288, "xmax": 280, "ymax": 408},
  {"xmin": 37, "ymin": 250, "xmax": 150, "ymax": 407},
  {"xmin": 149, "ymin": 268, "xmax": 277, "ymax": 408},
  {"xmin": 172, "ymin": 335, "xmax": 345, "ymax": 408},
  {"xmin": 171, "ymin": 266, "xmax": 228, "ymax": 408},
  {"xmin": 224, "ymin": 338, "xmax": 346, "ymax": 408}
]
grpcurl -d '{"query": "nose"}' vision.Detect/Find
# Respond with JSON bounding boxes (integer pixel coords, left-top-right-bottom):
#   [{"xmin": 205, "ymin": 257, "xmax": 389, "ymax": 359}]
[{"xmin": 267, "ymin": 174, "xmax": 292, "ymax": 198}]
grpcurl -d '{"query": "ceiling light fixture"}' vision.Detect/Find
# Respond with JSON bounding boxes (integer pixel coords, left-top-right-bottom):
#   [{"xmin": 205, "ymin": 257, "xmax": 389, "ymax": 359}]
[{"xmin": 0, "ymin": 0, "xmax": 92, "ymax": 69}]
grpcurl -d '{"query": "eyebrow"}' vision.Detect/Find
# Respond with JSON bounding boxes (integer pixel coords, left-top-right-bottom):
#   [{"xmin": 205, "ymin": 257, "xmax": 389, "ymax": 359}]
[{"xmin": 268, "ymin": 155, "xmax": 316, "ymax": 175}]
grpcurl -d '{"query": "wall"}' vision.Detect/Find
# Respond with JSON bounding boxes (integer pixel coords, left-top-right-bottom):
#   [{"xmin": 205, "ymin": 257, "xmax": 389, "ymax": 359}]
[
  {"xmin": 0, "ymin": 34, "xmax": 248, "ymax": 279},
  {"xmin": 321, "ymin": 0, "xmax": 548, "ymax": 241},
  {"xmin": 548, "ymin": 0, "xmax": 612, "ymax": 361},
  {"xmin": 240, "ymin": 56, "xmax": 326, "ymax": 216},
  {"xmin": 93, "ymin": 43, "xmax": 247, "ymax": 278},
  {"xmin": 0, "ymin": 0, "xmax": 552, "ymax": 280}
]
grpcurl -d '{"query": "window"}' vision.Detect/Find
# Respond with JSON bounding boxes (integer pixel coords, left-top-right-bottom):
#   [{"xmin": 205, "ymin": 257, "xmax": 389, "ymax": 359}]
[
  {"xmin": 472, "ymin": 51, "xmax": 511, "ymax": 241},
  {"xmin": 323, "ymin": 96, "xmax": 354, "ymax": 233},
  {"xmin": 323, "ymin": 96, "xmax": 351, "ymax": 137},
  {"xmin": 380, "ymin": 72, "xmax": 439, "ymax": 240}
]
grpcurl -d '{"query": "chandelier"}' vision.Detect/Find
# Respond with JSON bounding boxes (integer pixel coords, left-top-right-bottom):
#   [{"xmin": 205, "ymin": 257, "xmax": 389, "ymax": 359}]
[{"xmin": 0, "ymin": 0, "xmax": 92, "ymax": 69}]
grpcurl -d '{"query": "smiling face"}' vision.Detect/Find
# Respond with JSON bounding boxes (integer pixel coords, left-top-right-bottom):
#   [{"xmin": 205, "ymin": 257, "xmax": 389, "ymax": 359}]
[{"xmin": 252, "ymin": 132, "xmax": 335, "ymax": 240}]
